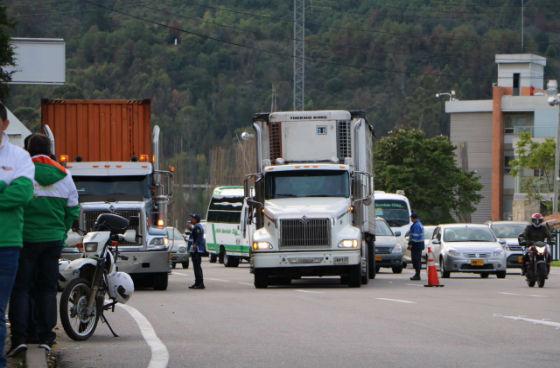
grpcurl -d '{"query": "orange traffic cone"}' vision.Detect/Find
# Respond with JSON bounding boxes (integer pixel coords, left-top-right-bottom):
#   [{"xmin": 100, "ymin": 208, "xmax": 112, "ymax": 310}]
[{"xmin": 425, "ymin": 247, "xmax": 444, "ymax": 287}]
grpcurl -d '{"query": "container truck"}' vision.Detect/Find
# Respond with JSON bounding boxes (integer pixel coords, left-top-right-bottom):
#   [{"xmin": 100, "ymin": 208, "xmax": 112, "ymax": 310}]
[
  {"xmin": 244, "ymin": 110, "xmax": 376, "ymax": 288},
  {"xmin": 42, "ymin": 99, "xmax": 172, "ymax": 290}
]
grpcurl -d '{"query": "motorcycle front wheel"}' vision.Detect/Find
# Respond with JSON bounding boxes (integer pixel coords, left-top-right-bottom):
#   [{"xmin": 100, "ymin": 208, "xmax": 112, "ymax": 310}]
[
  {"xmin": 60, "ymin": 277, "xmax": 101, "ymax": 341},
  {"xmin": 537, "ymin": 263, "xmax": 547, "ymax": 288}
]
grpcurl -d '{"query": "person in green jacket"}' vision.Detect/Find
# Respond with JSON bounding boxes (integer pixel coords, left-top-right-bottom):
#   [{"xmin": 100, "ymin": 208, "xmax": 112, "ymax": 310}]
[
  {"xmin": 0, "ymin": 103, "xmax": 34, "ymax": 367},
  {"xmin": 8, "ymin": 133, "xmax": 79, "ymax": 356}
]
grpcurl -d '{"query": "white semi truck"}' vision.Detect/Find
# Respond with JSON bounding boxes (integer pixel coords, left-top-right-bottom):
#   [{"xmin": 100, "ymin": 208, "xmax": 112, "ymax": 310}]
[{"xmin": 244, "ymin": 110, "xmax": 376, "ymax": 288}]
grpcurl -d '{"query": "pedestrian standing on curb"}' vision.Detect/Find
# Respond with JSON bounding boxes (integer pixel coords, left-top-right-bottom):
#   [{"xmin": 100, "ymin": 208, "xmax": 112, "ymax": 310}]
[
  {"xmin": 8, "ymin": 133, "xmax": 80, "ymax": 356},
  {"xmin": 408, "ymin": 212, "xmax": 424, "ymax": 281},
  {"xmin": 188, "ymin": 214, "xmax": 206, "ymax": 289},
  {"xmin": 0, "ymin": 103, "xmax": 34, "ymax": 368}
]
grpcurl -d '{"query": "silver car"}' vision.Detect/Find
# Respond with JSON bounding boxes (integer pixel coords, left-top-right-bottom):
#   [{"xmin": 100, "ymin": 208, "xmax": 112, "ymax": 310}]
[
  {"xmin": 433, "ymin": 224, "xmax": 507, "ymax": 279},
  {"xmin": 166, "ymin": 227, "xmax": 189, "ymax": 269},
  {"xmin": 375, "ymin": 218, "xmax": 405, "ymax": 274},
  {"xmin": 486, "ymin": 221, "xmax": 529, "ymax": 269}
]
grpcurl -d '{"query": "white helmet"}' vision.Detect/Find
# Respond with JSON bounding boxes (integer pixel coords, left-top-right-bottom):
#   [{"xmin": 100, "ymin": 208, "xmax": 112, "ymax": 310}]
[{"xmin": 107, "ymin": 272, "xmax": 134, "ymax": 304}]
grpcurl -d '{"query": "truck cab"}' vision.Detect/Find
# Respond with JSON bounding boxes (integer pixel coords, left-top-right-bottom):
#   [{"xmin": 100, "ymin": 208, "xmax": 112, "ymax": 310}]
[{"xmin": 245, "ymin": 110, "xmax": 375, "ymax": 288}]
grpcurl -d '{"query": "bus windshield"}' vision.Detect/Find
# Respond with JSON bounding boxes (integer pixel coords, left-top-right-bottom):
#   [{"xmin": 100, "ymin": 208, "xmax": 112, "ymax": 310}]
[
  {"xmin": 265, "ymin": 170, "xmax": 350, "ymax": 199},
  {"xmin": 74, "ymin": 175, "xmax": 151, "ymax": 202},
  {"xmin": 375, "ymin": 199, "xmax": 410, "ymax": 227}
]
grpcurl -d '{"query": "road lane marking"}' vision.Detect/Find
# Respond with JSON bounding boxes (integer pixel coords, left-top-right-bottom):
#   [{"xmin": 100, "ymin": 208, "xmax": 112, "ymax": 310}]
[
  {"xmin": 406, "ymin": 283, "xmax": 423, "ymax": 287},
  {"xmin": 171, "ymin": 272, "xmax": 188, "ymax": 277},
  {"xmin": 495, "ymin": 314, "xmax": 560, "ymax": 329},
  {"xmin": 237, "ymin": 282, "xmax": 254, "ymax": 287},
  {"xmin": 376, "ymin": 298, "xmax": 416, "ymax": 304},
  {"xmin": 295, "ymin": 289, "xmax": 324, "ymax": 294},
  {"xmin": 499, "ymin": 292, "xmax": 548, "ymax": 298},
  {"xmin": 118, "ymin": 304, "xmax": 169, "ymax": 368},
  {"xmin": 206, "ymin": 277, "xmax": 231, "ymax": 283}
]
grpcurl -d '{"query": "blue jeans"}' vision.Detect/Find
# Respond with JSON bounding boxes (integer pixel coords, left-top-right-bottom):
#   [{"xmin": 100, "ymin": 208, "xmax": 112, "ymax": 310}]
[{"xmin": 0, "ymin": 248, "xmax": 20, "ymax": 368}]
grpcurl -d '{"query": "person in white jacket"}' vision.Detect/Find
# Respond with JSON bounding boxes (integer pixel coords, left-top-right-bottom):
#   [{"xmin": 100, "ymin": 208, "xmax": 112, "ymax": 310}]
[{"xmin": 0, "ymin": 102, "xmax": 34, "ymax": 365}]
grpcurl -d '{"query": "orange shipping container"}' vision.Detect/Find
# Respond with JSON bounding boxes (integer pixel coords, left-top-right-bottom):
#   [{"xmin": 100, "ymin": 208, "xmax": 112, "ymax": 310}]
[{"xmin": 41, "ymin": 99, "xmax": 152, "ymax": 162}]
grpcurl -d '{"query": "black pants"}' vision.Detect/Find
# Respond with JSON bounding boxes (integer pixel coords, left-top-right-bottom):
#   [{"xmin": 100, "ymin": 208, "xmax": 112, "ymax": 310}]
[
  {"xmin": 9, "ymin": 241, "xmax": 62, "ymax": 345},
  {"xmin": 411, "ymin": 245, "xmax": 424, "ymax": 274},
  {"xmin": 191, "ymin": 252, "xmax": 204, "ymax": 286}
]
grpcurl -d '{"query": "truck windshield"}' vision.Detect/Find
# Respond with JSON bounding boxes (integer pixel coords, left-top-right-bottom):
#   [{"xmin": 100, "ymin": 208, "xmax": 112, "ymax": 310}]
[
  {"xmin": 375, "ymin": 200, "xmax": 410, "ymax": 227},
  {"xmin": 74, "ymin": 175, "xmax": 151, "ymax": 202},
  {"xmin": 265, "ymin": 170, "xmax": 349, "ymax": 199}
]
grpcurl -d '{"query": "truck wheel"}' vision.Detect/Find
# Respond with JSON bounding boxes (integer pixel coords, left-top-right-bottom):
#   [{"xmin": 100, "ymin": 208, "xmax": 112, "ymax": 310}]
[
  {"xmin": 254, "ymin": 270, "xmax": 268, "ymax": 289},
  {"xmin": 171, "ymin": 263, "xmax": 177, "ymax": 269},
  {"xmin": 347, "ymin": 265, "xmax": 361, "ymax": 288},
  {"xmin": 209, "ymin": 253, "xmax": 217, "ymax": 263},
  {"xmin": 496, "ymin": 271, "xmax": 506, "ymax": 279},
  {"xmin": 392, "ymin": 265, "xmax": 403, "ymax": 274},
  {"xmin": 361, "ymin": 250, "xmax": 369, "ymax": 285},
  {"xmin": 153, "ymin": 273, "xmax": 168, "ymax": 290}
]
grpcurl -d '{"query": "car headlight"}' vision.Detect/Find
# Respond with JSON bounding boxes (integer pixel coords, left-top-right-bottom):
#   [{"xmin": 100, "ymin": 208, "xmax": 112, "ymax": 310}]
[
  {"xmin": 178, "ymin": 246, "xmax": 187, "ymax": 253},
  {"xmin": 448, "ymin": 249, "xmax": 461, "ymax": 257},
  {"xmin": 493, "ymin": 249, "xmax": 504, "ymax": 256},
  {"xmin": 338, "ymin": 239, "xmax": 359, "ymax": 248},
  {"xmin": 252, "ymin": 241, "xmax": 272, "ymax": 251},
  {"xmin": 84, "ymin": 242, "xmax": 98, "ymax": 252},
  {"xmin": 150, "ymin": 237, "xmax": 165, "ymax": 246},
  {"xmin": 392, "ymin": 244, "xmax": 403, "ymax": 254}
]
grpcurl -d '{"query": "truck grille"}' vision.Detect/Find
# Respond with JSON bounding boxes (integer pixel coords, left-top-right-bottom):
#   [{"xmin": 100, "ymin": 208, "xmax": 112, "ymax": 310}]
[
  {"xmin": 280, "ymin": 218, "xmax": 331, "ymax": 249},
  {"xmin": 83, "ymin": 209, "xmax": 140, "ymax": 232}
]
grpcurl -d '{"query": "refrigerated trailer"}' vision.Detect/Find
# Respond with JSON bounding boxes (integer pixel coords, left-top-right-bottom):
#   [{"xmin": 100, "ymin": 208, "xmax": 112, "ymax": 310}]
[{"xmin": 244, "ymin": 110, "xmax": 376, "ymax": 288}]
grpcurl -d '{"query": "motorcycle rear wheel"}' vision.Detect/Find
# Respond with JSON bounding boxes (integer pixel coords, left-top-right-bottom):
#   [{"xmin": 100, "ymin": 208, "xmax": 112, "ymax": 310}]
[{"xmin": 60, "ymin": 277, "xmax": 100, "ymax": 341}]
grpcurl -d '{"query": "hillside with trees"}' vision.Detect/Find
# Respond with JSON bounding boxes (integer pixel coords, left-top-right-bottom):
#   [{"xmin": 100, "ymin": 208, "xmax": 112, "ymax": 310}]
[{"xmin": 3, "ymin": 0, "xmax": 560, "ymax": 218}]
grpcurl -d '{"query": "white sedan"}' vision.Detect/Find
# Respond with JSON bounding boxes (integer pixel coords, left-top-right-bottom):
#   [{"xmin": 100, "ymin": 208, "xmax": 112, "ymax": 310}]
[{"xmin": 432, "ymin": 224, "xmax": 507, "ymax": 279}]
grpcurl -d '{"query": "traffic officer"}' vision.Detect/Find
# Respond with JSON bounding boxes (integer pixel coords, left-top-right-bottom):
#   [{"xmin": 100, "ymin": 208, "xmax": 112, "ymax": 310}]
[
  {"xmin": 188, "ymin": 214, "xmax": 206, "ymax": 289},
  {"xmin": 408, "ymin": 212, "xmax": 424, "ymax": 281}
]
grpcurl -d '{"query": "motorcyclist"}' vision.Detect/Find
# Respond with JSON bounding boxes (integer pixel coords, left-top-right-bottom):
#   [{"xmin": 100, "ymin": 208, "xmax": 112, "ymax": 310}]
[{"xmin": 520, "ymin": 213, "xmax": 552, "ymax": 276}]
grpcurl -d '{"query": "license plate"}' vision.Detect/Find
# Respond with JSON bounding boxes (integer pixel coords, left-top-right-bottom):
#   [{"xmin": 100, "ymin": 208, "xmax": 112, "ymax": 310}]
[
  {"xmin": 471, "ymin": 259, "xmax": 484, "ymax": 266},
  {"xmin": 288, "ymin": 257, "xmax": 322, "ymax": 264},
  {"xmin": 375, "ymin": 255, "xmax": 382, "ymax": 262},
  {"xmin": 517, "ymin": 256, "xmax": 524, "ymax": 264},
  {"xmin": 333, "ymin": 256, "xmax": 349, "ymax": 265}
]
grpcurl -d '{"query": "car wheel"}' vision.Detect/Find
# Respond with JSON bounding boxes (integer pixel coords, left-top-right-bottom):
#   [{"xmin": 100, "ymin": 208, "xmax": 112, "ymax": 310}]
[
  {"xmin": 182, "ymin": 260, "xmax": 189, "ymax": 269},
  {"xmin": 392, "ymin": 265, "xmax": 403, "ymax": 274},
  {"xmin": 496, "ymin": 271, "xmax": 506, "ymax": 279},
  {"xmin": 171, "ymin": 262, "xmax": 176, "ymax": 269},
  {"xmin": 440, "ymin": 258, "xmax": 450, "ymax": 278},
  {"xmin": 480, "ymin": 273, "xmax": 489, "ymax": 279}
]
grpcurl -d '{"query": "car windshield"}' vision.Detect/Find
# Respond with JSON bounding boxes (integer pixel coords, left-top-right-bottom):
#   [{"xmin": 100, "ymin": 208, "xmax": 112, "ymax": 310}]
[
  {"xmin": 375, "ymin": 220, "xmax": 394, "ymax": 236},
  {"xmin": 375, "ymin": 199, "xmax": 410, "ymax": 227},
  {"xmin": 166, "ymin": 228, "xmax": 184, "ymax": 240},
  {"xmin": 443, "ymin": 227, "xmax": 496, "ymax": 242},
  {"xmin": 490, "ymin": 223, "xmax": 527, "ymax": 238},
  {"xmin": 74, "ymin": 175, "xmax": 151, "ymax": 202},
  {"xmin": 265, "ymin": 170, "xmax": 350, "ymax": 199}
]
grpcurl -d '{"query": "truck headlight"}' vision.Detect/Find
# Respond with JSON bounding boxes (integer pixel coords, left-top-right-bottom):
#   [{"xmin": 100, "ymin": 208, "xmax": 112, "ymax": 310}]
[
  {"xmin": 252, "ymin": 241, "xmax": 272, "ymax": 251},
  {"xmin": 338, "ymin": 239, "xmax": 359, "ymax": 248},
  {"xmin": 150, "ymin": 237, "xmax": 166, "ymax": 246}
]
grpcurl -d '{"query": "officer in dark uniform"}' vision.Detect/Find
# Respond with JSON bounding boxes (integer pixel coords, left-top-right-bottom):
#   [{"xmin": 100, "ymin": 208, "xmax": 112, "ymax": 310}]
[{"xmin": 188, "ymin": 214, "xmax": 206, "ymax": 289}]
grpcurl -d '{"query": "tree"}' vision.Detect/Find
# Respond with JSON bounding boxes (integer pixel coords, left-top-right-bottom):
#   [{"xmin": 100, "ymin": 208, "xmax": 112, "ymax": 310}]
[
  {"xmin": 374, "ymin": 129, "xmax": 482, "ymax": 224},
  {"xmin": 510, "ymin": 132, "xmax": 556, "ymax": 204},
  {"xmin": 0, "ymin": 5, "xmax": 14, "ymax": 100}
]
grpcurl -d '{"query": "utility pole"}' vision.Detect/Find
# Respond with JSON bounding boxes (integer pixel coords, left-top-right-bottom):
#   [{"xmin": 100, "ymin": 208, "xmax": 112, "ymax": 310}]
[{"xmin": 293, "ymin": 0, "xmax": 305, "ymax": 111}]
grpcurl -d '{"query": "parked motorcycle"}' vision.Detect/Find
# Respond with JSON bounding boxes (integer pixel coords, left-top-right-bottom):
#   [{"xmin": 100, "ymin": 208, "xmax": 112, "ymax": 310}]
[
  {"xmin": 521, "ymin": 240, "xmax": 550, "ymax": 288},
  {"xmin": 59, "ymin": 213, "xmax": 135, "ymax": 340}
]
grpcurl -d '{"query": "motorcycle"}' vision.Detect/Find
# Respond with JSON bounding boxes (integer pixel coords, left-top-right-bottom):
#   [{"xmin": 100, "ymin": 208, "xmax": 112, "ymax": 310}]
[
  {"xmin": 521, "ymin": 240, "xmax": 550, "ymax": 288},
  {"xmin": 59, "ymin": 213, "xmax": 136, "ymax": 341}
]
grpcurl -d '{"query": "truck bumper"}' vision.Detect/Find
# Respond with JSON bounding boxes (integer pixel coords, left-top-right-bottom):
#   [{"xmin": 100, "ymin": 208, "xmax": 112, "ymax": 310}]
[
  {"xmin": 251, "ymin": 249, "xmax": 361, "ymax": 275},
  {"xmin": 115, "ymin": 249, "xmax": 171, "ymax": 274}
]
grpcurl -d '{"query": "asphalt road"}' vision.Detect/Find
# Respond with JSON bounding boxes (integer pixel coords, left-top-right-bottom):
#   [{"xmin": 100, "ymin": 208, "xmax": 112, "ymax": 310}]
[{"xmin": 57, "ymin": 262, "xmax": 560, "ymax": 368}]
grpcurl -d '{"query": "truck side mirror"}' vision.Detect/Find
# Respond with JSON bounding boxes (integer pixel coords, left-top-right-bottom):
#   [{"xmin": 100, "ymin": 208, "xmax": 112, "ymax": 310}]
[{"xmin": 121, "ymin": 229, "xmax": 137, "ymax": 243}]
